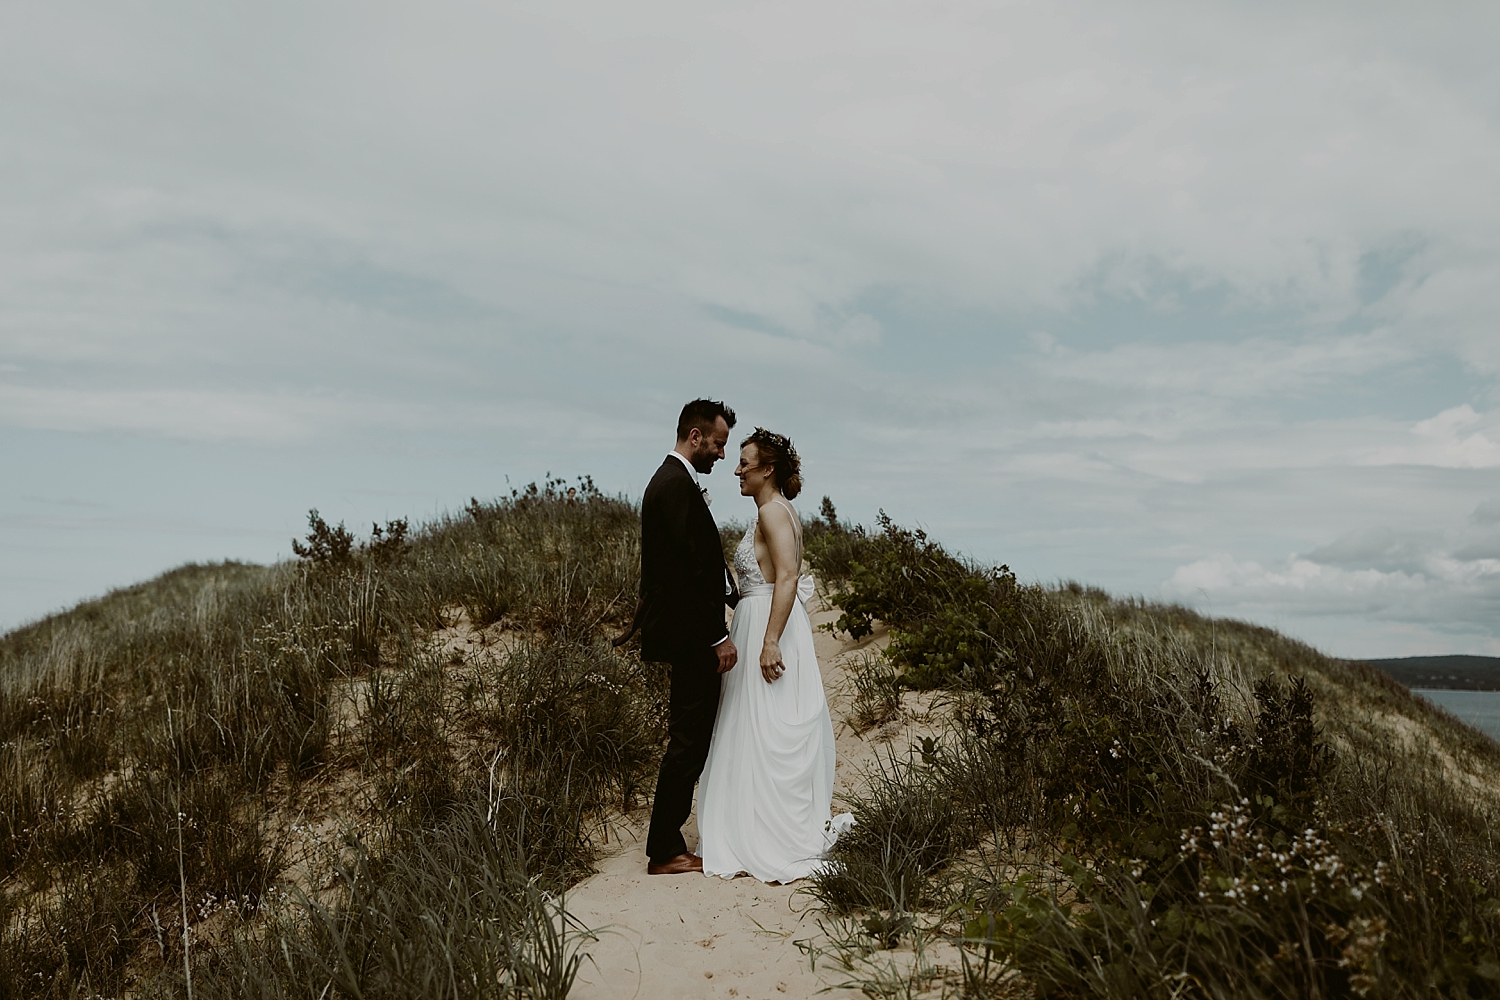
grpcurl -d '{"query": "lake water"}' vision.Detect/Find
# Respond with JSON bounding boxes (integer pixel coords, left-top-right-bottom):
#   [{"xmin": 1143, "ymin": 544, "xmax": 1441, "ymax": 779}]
[{"xmin": 1413, "ymin": 689, "xmax": 1500, "ymax": 742}]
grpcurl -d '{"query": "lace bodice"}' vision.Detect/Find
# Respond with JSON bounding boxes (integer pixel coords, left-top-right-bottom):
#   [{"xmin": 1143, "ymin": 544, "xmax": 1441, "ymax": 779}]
[
  {"xmin": 733, "ymin": 519, "xmax": 767, "ymax": 589},
  {"xmin": 734, "ymin": 498, "xmax": 803, "ymax": 596}
]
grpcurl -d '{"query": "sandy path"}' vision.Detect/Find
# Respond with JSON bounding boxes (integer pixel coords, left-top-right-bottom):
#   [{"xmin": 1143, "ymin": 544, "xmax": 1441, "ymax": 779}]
[{"xmin": 566, "ymin": 597, "xmax": 926, "ymax": 1000}]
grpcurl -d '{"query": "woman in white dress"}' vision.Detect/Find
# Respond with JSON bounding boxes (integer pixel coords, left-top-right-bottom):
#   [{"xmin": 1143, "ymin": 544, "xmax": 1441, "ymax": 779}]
[{"xmin": 697, "ymin": 428, "xmax": 850, "ymax": 882}]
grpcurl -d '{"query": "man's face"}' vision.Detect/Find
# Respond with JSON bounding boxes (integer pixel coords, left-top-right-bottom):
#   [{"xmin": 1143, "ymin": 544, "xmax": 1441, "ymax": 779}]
[{"xmin": 689, "ymin": 416, "xmax": 731, "ymax": 474}]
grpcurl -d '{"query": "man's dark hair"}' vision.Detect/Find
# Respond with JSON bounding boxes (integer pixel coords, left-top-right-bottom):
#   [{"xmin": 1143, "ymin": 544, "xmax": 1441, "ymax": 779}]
[{"xmin": 676, "ymin": 398, "xmax": 737, "ymax": 441}]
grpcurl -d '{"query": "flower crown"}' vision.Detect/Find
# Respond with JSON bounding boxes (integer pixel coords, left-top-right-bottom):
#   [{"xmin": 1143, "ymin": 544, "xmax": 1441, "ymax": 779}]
[
  {"xmin": 746, "ymin": 427, "xmax": 800, "ymax": 482},
  {"xmin": 750, "ymin": 427, "xmax": 794, "ymax": 454}
]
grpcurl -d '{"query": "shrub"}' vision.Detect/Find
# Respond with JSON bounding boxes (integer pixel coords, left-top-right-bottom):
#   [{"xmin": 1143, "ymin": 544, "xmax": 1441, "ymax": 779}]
[
  {"xmin": 1245, "ymin": 675, "xmax": 1335, "ymax": 807},
  {"xmin": 0, "ymin": 481, "xmax": 652, "ymax": 999},
  {"xmin": 291, "ymin": 509, "xmax": 355, "ymax": 569},
  {"xmin": 808, "ymin": 511, "xmax": 1028, "ymax": 689},
  {"xmin": 809, "ymin": 511, "xmax": 1500, "ymax": 999},
  {"xmin": 365, "ymin": 517, "xmax": 410, "ymax": 564}
]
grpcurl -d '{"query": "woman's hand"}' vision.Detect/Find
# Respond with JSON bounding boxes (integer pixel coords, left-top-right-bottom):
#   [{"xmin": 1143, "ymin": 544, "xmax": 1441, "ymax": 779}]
[{"xmin": 760, "ymin": 638, "xmax": 784, "ymax": 683}]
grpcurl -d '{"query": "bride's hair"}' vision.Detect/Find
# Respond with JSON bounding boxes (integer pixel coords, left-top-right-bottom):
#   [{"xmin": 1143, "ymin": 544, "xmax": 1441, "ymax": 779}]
[{"xmin": 742, "ymin": 427, "xmax": 802, "ymax": 500}]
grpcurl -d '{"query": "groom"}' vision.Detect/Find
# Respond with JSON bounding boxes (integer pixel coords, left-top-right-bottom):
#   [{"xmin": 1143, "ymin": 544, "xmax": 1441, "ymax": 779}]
[{"xmin": 639, "ymin": 398, "xmax": 741, "ymax": 875}]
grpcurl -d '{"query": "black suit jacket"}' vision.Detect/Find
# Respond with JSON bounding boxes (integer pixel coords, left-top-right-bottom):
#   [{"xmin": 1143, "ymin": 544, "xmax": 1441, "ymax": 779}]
[{"xmin": 639, "ymin": 456, "xmax": 739, "ymax": 662}]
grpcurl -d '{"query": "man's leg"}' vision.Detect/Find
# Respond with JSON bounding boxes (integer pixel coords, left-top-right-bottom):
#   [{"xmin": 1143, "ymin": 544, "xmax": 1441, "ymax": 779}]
[{"xmin": 645, "ymin": 646, "xmax": 721, "ymax": 864}]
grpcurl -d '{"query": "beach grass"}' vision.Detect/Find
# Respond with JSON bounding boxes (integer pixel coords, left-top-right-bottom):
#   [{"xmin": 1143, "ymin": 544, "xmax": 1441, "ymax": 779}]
[
  {"xmin": 4, "ymin": 489, "xmax": 1499, "ymax": 998},
  {"xmin": 0, "ymin": 478, "xmax": 656, "ymax": 999},
  {"xmin": 803, "ymin": 506, "xmax": 1500, "ymax": 999}
]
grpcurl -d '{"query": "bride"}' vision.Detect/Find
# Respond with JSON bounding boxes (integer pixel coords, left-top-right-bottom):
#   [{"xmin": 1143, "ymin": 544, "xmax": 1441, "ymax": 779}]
[{"xmin": 696, "ymin": 428, "xmax": 849, "ymax": 882}]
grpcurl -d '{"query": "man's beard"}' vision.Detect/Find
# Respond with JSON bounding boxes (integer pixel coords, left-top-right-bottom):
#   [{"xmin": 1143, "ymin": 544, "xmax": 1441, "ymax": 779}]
[{"xmin": 690, "ymin": 445, "xmax": 717, "ymax": 474}]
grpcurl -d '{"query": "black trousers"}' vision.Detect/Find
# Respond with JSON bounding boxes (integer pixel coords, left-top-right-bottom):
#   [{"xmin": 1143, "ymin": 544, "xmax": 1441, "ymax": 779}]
[{"xmin": 645, "ymin": 644, "xmax": 722, "ymax": 864}]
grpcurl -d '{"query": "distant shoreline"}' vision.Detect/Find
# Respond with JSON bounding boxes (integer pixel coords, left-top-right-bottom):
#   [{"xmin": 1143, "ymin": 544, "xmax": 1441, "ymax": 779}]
[{"xmin": 1356, "ymin": 654, "xmax": 1500, "ymax": 692}]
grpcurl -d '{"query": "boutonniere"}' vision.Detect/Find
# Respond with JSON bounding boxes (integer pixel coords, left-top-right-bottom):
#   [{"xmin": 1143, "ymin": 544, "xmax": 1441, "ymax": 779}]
[{"xmin": 699, "ymin": 486, "xmax": 712, "ymax": 506}]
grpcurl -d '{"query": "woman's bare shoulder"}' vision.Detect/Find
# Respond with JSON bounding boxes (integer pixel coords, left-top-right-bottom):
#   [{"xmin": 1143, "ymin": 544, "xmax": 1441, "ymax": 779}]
[{"xmin": 758, "ymin": 498, "xmax": 798, "ymax": 538}]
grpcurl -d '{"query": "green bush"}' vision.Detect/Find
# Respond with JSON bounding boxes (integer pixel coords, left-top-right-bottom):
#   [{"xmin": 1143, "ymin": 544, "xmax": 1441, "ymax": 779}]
[
  {"xmin": 809, "ymin": 511, "xmax": 1500, "ymax": 999},
  {"xmin": 0, "ymin": 480, "xmax": 654, "ymax": 999},
  {"xmin": 808, "ymin": 510, "xmax": 1028, "ymax": 689}
]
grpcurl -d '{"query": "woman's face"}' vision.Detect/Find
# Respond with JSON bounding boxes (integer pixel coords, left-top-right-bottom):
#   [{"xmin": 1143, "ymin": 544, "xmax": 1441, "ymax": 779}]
[{"xmin": 735, "ymin": 443, "xmax": 773, "ymax": 496}]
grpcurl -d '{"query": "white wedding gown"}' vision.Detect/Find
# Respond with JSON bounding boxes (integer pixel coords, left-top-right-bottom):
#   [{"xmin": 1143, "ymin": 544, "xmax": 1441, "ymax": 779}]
[{"xmin": 697, "ymin": 498, "xmax": 852, "ymax": 882}]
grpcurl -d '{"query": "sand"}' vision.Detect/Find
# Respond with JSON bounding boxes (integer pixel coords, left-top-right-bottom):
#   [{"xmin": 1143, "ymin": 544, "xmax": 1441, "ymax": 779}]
[{"xmin": 565, "ymin": 596, "xmax": 940, "ymax": 1000}]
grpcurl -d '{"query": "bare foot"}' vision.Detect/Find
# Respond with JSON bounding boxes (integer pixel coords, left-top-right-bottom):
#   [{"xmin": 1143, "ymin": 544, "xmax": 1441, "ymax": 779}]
[{"xmin": 647, "ymin": 852, "xmax": 704, "ymax": 875}]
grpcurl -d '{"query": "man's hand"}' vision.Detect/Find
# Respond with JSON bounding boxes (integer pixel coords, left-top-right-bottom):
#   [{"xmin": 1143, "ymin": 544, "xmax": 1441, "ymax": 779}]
[
  {"xmin": 716, "ymin": 639, "xmax": 738, "ymax": 674},
  {"xmin": 612, "ymin": 597, "xmax": 644, "ymax": 647}
]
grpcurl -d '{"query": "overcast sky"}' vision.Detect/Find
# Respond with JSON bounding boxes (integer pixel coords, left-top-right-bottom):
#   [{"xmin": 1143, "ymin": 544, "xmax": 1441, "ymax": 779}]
[{"xmin": 4, "ymin": 1, "xmax": 1499, "ymax": 658}]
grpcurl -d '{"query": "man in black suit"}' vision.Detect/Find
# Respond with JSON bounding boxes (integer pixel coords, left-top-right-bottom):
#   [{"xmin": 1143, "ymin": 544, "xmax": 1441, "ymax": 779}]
[{"xmin": 638, "ymin": 398, "xmax": 740, "ymax": 875}]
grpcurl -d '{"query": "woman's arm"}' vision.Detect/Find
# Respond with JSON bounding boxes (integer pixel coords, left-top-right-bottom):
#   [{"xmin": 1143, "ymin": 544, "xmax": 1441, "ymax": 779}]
[{"xmin": 758, "ymin": 502, "xmax": 800, "ymax": 683}]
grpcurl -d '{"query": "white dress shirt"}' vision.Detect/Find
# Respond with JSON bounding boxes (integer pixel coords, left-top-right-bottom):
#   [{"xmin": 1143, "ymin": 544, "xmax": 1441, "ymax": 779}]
[{"xmin": 667, "ymin": 449, "xmax": 703, "ymax": 486}]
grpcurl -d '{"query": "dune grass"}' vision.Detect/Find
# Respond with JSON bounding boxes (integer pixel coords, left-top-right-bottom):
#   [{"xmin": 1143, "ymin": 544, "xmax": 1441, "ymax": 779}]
[
  {"xmin": 803, "ymin": 508, "xmax": 1500, "ymax": 999},
  {"xmin": 0, "ymin": 477, "xmax": 655, "ymax": 999},
  {"xmin": 7, "ymin": 487, "xmax": 1500, "ymax": 998}
]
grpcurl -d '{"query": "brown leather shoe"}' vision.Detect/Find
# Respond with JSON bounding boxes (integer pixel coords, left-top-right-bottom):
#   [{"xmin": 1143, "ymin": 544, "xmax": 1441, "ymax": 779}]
[{"xmin": 647, "ymin": 852, "xmax": 704, "ymax": 875}]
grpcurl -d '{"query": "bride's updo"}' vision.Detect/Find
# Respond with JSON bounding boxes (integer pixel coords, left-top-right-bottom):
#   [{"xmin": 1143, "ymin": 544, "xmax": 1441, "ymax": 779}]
[{"xmin": 743, "ymin": 427, "xmax": 802, "ymax": 500}]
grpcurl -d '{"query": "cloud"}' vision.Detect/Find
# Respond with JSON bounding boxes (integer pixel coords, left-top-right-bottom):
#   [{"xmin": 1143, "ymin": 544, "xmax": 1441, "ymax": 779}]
[
  {"xmin": 1163, "ymin": 500, "xmax": 1500, "ymax": 650},
  {"xmin": 1304, "ymin": 527, "xmax": 1446, "ymax": 575},
  {"xmin": 3, "ymin": 0, "xmax": 1500, "ymax": 656},
  {"xmin": 1472, "ymin": 499, "xmax": 1500, "ymax": 524},
  {"xmin": 0, "ymin": 385, "xmax": 329, "ymax": 442},
  {"xmin": 1166, "ymin": 554, "xmax": 1435, "ymax": 617},
  {"xmin": 1163, "ymin": 549, "xmax": 1500, "ymax": 652},
  {"xmin": 4, "ymin": 0, "xmax": 1500, "ymax": 361},
  {"xmin": 1364, "ymin": 405, "xmax": 1500, "ymax": 468},
  {"xmin": 1051, "ymin": 333, "xmax": 1413, "ymax": 404}
]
